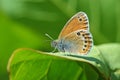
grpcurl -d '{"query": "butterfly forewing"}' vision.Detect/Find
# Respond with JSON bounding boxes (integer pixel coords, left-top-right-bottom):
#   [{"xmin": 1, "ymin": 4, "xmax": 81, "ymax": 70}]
[{"xmin": 59, "ymin": 12, "xmax": 89, "ymax": 39}]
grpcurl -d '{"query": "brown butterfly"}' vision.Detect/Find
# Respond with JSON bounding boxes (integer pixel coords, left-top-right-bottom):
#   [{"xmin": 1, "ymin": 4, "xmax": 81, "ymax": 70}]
[{"xmin": 51, "ymin": 12, "xmax": 93, "ymax": 55}]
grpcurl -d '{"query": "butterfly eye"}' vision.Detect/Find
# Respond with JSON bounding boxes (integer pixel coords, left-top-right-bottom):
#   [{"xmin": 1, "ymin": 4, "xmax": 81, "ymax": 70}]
[{"xmin": 51, "ymin": 41, "xmax": 57, "ymax": 47}]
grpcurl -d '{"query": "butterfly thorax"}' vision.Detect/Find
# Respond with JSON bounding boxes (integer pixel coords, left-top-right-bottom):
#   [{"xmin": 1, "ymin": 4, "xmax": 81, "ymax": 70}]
[{"xmin": 51, "ymin": 38, "xmax": 75, "ymax": 52}]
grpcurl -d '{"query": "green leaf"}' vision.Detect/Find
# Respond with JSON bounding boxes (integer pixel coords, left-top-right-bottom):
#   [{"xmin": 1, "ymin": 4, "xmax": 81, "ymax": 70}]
[
  {"xmin": 8, "ymin": 48, "xmax": 99, "ymax": 80},
  {"xmin": 8, "ymin": 44, "xmax": 120, "ymax": 80},
  {"xmin": 97, "ymin": 43, "xmax": 120, "ymax": 80}
]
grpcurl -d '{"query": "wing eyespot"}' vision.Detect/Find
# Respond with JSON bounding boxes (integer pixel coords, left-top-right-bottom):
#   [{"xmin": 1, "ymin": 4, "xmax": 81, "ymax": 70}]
[
  {"xmin": 79, "ymin": 18, "xmax": 82, "ymax": 21},
  {"xmin": 84, "ymin": 22, "xmax": 88, "ymax": 25},
  {"xmin": 76, "ymin": 32, "xmax": 81, "ymax": 36},
  {"xmin": 84, "ymin": 19, "xmax": 88, "ymax": 21},
  {"xmin": 82, "ymin": 34, "xmax": 85, "ymax": 36},
  {"xmin": 84, "ymin": 45, "xmax": 87, "ymax": 47},
  {"xmin": 83, "ymin": 49, "xmax": 85, "ymax": 51},
  {"xmin": 85, "ymin": 41, "xmax": 87, "ymax": 43}
]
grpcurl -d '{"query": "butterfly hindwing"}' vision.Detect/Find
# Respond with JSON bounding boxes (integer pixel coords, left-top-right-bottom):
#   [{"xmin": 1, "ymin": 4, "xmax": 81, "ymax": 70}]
[{"xmin": 62, "ymin": 30, "xmax": 93, "ymax": 54}]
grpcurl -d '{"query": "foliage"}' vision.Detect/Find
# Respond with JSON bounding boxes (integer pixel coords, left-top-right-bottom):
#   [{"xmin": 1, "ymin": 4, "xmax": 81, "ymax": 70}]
[{"xmin": 8, "ymin": 44, "xmax": 120, "ymax": 80}]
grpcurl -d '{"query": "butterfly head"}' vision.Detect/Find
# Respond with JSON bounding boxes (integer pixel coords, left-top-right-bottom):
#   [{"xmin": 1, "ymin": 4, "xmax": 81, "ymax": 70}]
[
  {"xmin": 51, "ymin": 40, "xmax": 58, "ymax": 48},
  {"xmin": 51, "ymin": 39, "xmax": 65, "ymax": 52}
]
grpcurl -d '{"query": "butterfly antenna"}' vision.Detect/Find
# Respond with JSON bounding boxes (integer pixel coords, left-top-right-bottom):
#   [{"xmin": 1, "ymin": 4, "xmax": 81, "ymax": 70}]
[
  {"xmin": 45, "ymin": 33, "xmax": 54, "ymax": 40},
  {"xmin": 45, "ymin": 33, "xmax": 57, "ymax": 53},
  {"xmin": 51, "ymin": 46, "xmax": 57, "ymax": 53}
]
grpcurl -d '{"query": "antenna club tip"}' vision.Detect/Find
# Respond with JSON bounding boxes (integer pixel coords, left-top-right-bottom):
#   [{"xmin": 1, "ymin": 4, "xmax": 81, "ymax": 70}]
[{"xmin": 45, "ymin": 33, "xmax": 54, "ymax": 40}]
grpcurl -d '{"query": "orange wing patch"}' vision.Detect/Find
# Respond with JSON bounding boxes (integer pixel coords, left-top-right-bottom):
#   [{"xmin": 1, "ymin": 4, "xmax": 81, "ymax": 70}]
[{"xmin": 59, "ymin": 12, "xmax": 89, "ymax": 38}]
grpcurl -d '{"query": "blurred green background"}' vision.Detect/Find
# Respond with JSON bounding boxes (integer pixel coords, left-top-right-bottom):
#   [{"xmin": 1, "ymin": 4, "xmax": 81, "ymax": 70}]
[{"xmin": 0, "ymin": 0, "xmax": 120, "ymax": 80}]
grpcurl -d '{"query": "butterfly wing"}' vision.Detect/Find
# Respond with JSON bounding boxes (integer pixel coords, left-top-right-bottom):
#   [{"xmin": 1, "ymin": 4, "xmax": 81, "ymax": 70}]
[
  {"xmin": 58, "ymin": 12, "xmax": 89, "ymax": 39},
  {"xmin": 62, "ymin": 30, "xmax": 93, "ymax": 55}
]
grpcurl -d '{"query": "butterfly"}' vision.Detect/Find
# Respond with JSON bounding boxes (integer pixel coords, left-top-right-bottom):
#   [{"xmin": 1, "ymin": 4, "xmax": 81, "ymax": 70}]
[{"xmin": 51, "ymin": 12, "xmax": 93, "ymax": 55}]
